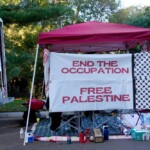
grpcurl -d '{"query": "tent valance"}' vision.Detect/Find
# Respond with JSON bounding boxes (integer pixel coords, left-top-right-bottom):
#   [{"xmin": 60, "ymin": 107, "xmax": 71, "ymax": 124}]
[{"xmin": 38, "ymin": 21, "xmax": 150, "ymax": 52}]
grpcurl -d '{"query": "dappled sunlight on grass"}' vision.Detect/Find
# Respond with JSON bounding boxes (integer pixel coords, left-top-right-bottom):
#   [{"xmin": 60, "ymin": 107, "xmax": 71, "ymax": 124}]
[{"xmin": 0, "ymin": 99, "xmax": 27, "ymax": 112}]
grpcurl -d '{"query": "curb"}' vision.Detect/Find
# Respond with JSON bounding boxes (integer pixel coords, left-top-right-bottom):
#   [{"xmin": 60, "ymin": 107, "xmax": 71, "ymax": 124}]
[
  {"xmin": 0, "ymin": 111, "xmax": 47, "ymax": 118},
  {"xmin": 0, "ymin": 112, "xmax": 23, "ymax": 118}
]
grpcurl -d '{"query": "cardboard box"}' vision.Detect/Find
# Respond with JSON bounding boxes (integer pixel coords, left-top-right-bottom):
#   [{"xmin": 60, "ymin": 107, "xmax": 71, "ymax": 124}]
[
  {"xmin": 93, "ymin": 129, "xmax": 104, "ymax": 143},
  {"xmin": 130, "ymin": 128, "xmax": 150, "ymax": 141}
]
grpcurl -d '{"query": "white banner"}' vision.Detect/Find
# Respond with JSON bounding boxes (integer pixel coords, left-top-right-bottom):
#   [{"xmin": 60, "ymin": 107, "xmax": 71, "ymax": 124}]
[
  {"xmin": 49, "ymin": 53, "xmax": 133, "ymax": 112},
  {"xmin": 50, "ymin": 79, "xmax": 133, "ymax": 112},
  {"xmin": 50, "ymin": 53, "xmax": 132, "ymax": 80}
]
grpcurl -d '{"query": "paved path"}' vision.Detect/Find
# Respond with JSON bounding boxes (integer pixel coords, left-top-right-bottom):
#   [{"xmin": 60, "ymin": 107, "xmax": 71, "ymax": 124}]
[{"xmin": 1, "ymin": 113, "xmax": 150, "ymax": 150}]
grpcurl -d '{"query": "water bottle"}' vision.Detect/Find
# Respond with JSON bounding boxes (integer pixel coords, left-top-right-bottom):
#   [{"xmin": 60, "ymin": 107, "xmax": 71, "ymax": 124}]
[
  {"xmin": 103, "ymin": 124, "xmax": 109, "ymax": 140},
  {"xmin": 66, "ymin": 128, "xmax": 72, "ymax": 144},
  {"xmin": 67, "ymin": 135, "xmax": 72, "ymax": 144},
  {"xmin": 20, "ymin": 128, "xmax": 24, "ymax": 139},
  {"xmin": 79, "ymin": 131, "xmax": 85, "ymax": 143},
  {"xmin": 85, "ymin": 129, "xmax": 90, "ymax": 143}
]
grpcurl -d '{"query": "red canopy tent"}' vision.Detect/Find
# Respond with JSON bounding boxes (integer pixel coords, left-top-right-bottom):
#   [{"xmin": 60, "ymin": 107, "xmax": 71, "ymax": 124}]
[
  {"xmin": 38, "ymin": 21, "xmax": 150, "ymax": 52},
  {"xmin": 24, "ymin": 22, "xmax": 150, "ymax": 145}
]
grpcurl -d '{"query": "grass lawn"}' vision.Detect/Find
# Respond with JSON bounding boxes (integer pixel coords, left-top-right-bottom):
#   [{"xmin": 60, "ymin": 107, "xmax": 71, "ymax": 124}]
[{"xmin": 0, "ymin": 99, "xmax": 27, "ymax": 112}]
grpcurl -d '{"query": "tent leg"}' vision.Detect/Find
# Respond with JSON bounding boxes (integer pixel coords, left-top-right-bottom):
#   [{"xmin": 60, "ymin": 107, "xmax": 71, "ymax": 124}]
[{"xmin": 23, "ymin": 44, "xmax": 39, "ymax": 146}]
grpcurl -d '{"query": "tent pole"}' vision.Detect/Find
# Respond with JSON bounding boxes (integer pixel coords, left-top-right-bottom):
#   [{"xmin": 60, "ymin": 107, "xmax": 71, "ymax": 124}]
[
  {"xmin": 23, "ymin": 44, "xmax": 39, "ymax": 146},
  {"xmin": 41, "ymin": 79, "xmax": 45, "ymax": 98}
]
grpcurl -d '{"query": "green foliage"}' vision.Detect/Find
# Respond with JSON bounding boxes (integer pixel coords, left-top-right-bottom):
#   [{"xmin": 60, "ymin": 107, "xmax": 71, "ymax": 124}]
[
  {"xmin": 0, "ymin": 4, "xmax": 73, "ymax": 25},
  {"xmin": 109, "ymin": 6, "xmax": 150, "ymax": 28},
  {"xmin": 69, "ymin": 0, "xmax": 121, "ymax": 23},
  {"xmin": 4, "ymin": 24, "xmax": 39, "ymax": 81},
  {"xmin": 125, "ymin": 7, "xmax": 150, "ymax": 28},
  {"xmin": 109, "ymin": 7, "xmax": 135, "ymax": 23},
  {"xmin": 0, "ymin": 0, "xmax": 20, "ymax": 5},
  {"xmin": 0, "ymin": 99, "xmax": 27, "ymax": 112}
]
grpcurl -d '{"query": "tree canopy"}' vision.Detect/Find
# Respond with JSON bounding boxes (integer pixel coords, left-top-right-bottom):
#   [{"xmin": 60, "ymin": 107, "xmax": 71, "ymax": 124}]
[
  {"xmin": 0, "ymin": 0, "xmax": 122, "ymax": 97},
  {"xmin": 109, "ymin": 6, "xmax": 150, "ymax": 28},
  {"xmin": 2, "ymin": 0, "xmax": 150, "ymax": 97}
]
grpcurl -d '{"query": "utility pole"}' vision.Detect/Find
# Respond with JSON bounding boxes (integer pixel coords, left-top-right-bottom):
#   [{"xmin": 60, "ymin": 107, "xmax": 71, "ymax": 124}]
[{"xmin": 0, "ymin": 18, "xmax": 9, "ymax": 104}]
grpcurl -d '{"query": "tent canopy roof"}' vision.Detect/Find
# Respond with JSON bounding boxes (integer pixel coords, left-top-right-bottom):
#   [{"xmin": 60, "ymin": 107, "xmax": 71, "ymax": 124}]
[{"xmin": 38, "ymin": 21, "xmax": 150, "ymax": 52}]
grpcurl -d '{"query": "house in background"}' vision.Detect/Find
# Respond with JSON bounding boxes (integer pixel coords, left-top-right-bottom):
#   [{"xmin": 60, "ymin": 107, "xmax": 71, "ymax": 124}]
[{"xmin": 0, "ymin": 18, "xmax": 14, "ymax": 104}]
